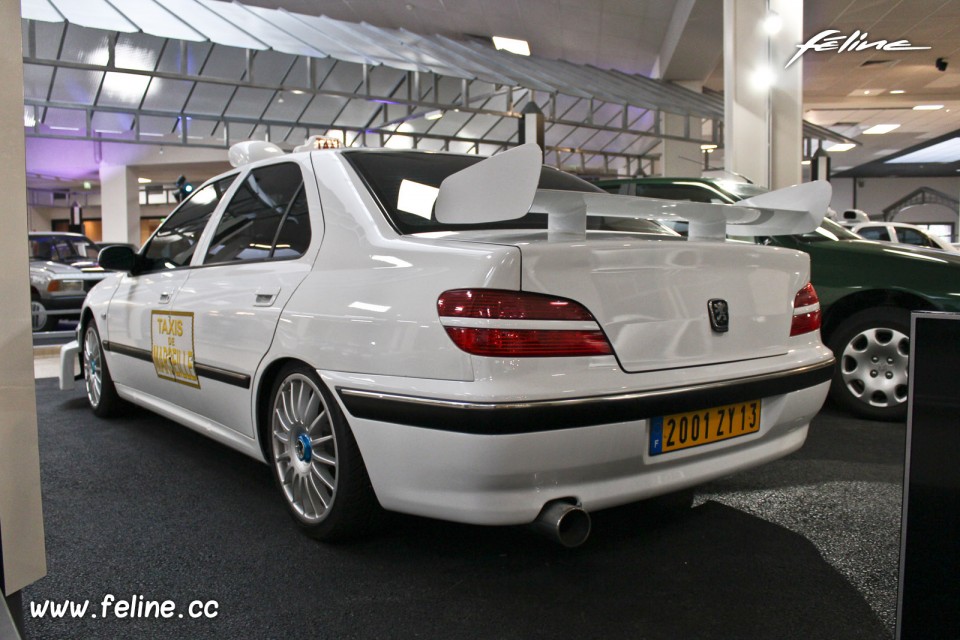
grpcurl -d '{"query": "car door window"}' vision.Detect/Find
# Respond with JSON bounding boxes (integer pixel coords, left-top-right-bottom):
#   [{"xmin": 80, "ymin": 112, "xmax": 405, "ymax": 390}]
[
  {"xmin": 141, "ymin": 176, "xmax": 237, "ymax": 272},
  {"xmin": 897, "ymin": 228, "xmax": 931, "ymax": 247},
  {"xmin": 204, "ymin": 163, "xmax": 311, "ymax": 264},
  {"xmin": 858, "ymin": 227, "xmax": 891, "ymax": 242}
]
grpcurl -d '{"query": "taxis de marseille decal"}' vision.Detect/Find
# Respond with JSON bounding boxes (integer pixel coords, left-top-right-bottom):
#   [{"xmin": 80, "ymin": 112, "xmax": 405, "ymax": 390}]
[{"xmin": 151, "ymin": 310, "xmax": 199, "ymax": 388}]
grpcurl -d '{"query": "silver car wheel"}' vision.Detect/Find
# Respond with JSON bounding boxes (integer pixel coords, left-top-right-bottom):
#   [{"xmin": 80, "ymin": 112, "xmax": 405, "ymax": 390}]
[
  {"xmin": 83, "ymin": 325, "xmax": 103, "ymax": 408},
  {"xmin": 31, "ymin": 300, "xmax": 48, "ymax": 332},
  {"xmin": 840, "ymin": 326, "xmax": 909, "ymax": 408},
  {"xmin": 272, "ymin": 373, "xmax": 338, "ymax": 524}
]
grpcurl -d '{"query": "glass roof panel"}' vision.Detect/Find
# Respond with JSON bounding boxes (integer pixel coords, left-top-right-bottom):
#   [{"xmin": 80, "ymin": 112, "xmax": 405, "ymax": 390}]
[
  {"xmin": 49, "ymin": 68, "xmax": 104, "ymax": 105},
  {"xmin": 48, "ymin": 0, "xmax": 136, "ymax": 32},
  {"xmin": 141, "ymin": 78, "xmax": 193, "ymax": 113},
  {"xmin": 184, "ymin": 83, "xmax": 237, "ymax": 116},
  {"xmin": 23, "ymin": 64, "xmax": 54, "ymax": 101},
  {"xmin": 98, "ymin": 72, "xmax": 152, "ymax": 108},
  {"xmin": 107, "ymin": 0, "xmax": 206, "ymax": 41}
]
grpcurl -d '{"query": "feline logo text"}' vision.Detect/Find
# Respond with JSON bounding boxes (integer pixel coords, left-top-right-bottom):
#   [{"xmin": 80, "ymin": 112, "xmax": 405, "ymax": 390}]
[{"xmin": 785, "ymin": 30, "xmax": 930, "ymax": 69}]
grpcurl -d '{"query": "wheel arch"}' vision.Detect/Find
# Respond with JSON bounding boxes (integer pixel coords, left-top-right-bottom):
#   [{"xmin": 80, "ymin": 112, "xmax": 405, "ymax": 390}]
[
  {"xmin": 76, "ymin": 308, "xmax": 97, "ymax": 375},
  {"xmin": 821, "ymin": 289, "xmax": 937, "ymax": 343},
  {"xmin": 254, "ymin": 357, "xmax": 306, "ymax": 461}
]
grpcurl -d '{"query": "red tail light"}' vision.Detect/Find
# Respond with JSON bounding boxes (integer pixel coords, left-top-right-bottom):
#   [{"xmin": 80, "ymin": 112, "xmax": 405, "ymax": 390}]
[
  {"xmin": 438, "ymin": 289, "xmax": 613, "ymax": 357},
  {"xmin": 790, "ymin": 283, "xmax": 821, "ymax": 336}
]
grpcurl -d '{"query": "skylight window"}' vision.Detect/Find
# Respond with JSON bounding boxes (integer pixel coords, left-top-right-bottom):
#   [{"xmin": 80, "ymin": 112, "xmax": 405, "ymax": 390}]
[{"xmin": 885, "ymin": 138, "xmax": 960, "ymax": 164}]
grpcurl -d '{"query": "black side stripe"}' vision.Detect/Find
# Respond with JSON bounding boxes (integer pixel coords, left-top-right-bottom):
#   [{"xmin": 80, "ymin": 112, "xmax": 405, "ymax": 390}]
[
  {"xmin": 337, "ymin": 359, "xmax": 835, "ymax": 435},
  {"xmin": 103, "ymin": 341, "xmax": 251, "ymax": 389}
]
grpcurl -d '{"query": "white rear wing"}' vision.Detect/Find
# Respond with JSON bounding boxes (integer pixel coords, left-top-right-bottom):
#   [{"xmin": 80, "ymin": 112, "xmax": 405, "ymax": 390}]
[{"xmin": 435, "ymin": 143, "xmax": 832, "ymax": 241}]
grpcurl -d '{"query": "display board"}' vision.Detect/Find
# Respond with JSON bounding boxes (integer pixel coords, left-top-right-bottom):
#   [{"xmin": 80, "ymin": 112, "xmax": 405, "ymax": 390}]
[{"xmin": 897, "ymin": 312, "xmax": 960, "ymax": 639}]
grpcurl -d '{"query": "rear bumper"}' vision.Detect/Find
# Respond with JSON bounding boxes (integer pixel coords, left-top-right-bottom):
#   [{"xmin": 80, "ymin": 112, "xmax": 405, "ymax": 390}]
[
  {"xmin": 338, "ymin": 359, "xmax": 834, "ymax": 435},
  {"xmin": 325, "ymin": 357, "xmax": 834, "ymax": 525}
]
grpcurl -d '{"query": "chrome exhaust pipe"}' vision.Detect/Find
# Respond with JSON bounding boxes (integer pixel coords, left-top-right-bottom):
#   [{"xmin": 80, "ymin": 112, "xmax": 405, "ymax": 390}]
[{"xmin": 532, "ymin": 500, "xmax": 591, "ymax": 548}]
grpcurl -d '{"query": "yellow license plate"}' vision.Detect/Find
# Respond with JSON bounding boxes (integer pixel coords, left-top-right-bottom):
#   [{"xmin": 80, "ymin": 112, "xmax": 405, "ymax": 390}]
[{"xmin": 650, "ymin": 400, "xmax": 761, "ymax": 455}]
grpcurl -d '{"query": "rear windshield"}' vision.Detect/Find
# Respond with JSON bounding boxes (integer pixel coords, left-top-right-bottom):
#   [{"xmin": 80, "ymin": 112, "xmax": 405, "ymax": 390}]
[{"xmin": 343, "ymin": 150, "xmax": 670, "ymax": 236}]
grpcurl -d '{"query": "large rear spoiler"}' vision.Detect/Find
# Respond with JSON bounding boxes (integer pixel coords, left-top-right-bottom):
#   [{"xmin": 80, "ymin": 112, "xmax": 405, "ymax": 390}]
[{"xmin": 435, "ymin": 143, "xmax": 831, "ymax": 241}]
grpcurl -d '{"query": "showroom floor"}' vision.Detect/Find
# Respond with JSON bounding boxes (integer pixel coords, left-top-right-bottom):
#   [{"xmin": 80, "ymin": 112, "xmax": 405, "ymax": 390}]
[{"xmin": 22, "ymin": 374, "xmax": 902, "ymax": 640}]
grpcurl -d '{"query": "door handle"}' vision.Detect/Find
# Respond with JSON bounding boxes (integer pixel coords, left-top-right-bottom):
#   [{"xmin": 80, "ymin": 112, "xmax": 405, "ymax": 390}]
[
  {"xmin": 254, "ymin": 292, "xmax": 278, "ymax": 307},
  {"xmin": 159, "ymin": 292, "xmax": 171, "ymax": 304}
]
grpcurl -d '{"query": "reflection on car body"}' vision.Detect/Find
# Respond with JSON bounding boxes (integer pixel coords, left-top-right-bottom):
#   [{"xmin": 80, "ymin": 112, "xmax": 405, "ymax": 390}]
[{"xmin": 61, "ymin": 143, "xmax": 834, "ymax": 544}]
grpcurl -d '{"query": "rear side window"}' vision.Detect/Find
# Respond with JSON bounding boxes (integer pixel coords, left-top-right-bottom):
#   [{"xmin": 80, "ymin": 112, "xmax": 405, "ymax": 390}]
[
  {"xmin": 141, "ymin": 176, "xmax": 237, "ymax": 271},
  {"xmin": 204, "ymin": 163, "xmax": 312, "ymax": 264}
]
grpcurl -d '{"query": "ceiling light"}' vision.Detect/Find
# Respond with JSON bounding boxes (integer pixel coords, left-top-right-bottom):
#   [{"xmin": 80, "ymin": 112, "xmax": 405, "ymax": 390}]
[
  {"xmin": 700, "ymin": 144, "xmax": 718, "ymax": 150},
  {"xmin": 290, "ymin": 89, "xmax": 305, "ymax": 95},
  {"xmin": 424, "ymin": 110, "xmax": 443, "ymax": 120},
  {"xmin": 762, "ymin": 11, "xmax": 782, "ymax": 35},
  {"xmin": 48, "ymin": 126, "xmax": 80, "ymax": 132},
  {"xmin": 751, "ymin": 66, "xmax": 776, "ymax": 90},
  {"xmin": 801, "ymin": 160, "xmax": 811, "ymax": 165},
  {"xmin": 492, "ymin": 36, "xmax": 530, "ymax": 56},
  {"xmin": 826, "ymin": 143, "xmax": 856, "ymax": 152},
  {"xmin": 913, "ymin": 104, "xmax": 944, "ymax": 111},
  {"xmin": 138, "ymin": 177, "xmax": 152, "ymax": 184},
  {"xmin": 889, "ymin": 90, "xmax": 905, "ymax": 94},
  {"xmin": 863, "ymin": 124, "xmax": 900, "ymax": 135}
]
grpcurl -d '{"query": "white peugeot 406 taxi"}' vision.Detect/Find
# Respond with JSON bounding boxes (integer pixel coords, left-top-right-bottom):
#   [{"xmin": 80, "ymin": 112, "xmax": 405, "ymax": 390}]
[{"xmin": 61, "ymin": 139, "xmax": 835, "ymax": 546}]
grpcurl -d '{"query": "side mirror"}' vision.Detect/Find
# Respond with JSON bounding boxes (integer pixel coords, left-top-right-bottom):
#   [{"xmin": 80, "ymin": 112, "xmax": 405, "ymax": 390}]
[{"xmin": 98, "ymin": 245, "xmax": 139, "ymax": 273}]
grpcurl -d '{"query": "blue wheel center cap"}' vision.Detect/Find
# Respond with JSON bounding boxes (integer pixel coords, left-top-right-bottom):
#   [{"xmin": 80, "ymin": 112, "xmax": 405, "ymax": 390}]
[{"xmin": 295, "ymin": 434, "xmax": 312, "ymax": 463}]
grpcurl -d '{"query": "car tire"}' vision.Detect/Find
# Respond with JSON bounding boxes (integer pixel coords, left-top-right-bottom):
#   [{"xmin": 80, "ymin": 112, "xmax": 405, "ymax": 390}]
[
  {"xmin": 31, "ymin": 295, "xmax": 57, "ymax": 332},
  {"xmin": 268, "ymin": 363, "xmax": 383, "ymax": 541},
  {"xmin": 82, "ymin": 320, "xmax": 125, "ymax": 418},
  {"xmin": 827, "ymin": 307, "xmax": 910, "ymax": 422}
]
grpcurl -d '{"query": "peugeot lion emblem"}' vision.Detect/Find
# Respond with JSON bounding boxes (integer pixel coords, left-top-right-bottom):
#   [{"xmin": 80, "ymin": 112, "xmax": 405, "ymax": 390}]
[{"xmin": 708, "ymin": 299, "xmax": 729, "ymax": 333}]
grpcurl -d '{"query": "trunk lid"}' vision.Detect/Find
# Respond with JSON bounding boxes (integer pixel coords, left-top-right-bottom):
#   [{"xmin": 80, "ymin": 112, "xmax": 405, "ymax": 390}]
[{"xmin": 441, "ymin": 231, "xmax": 809, "ymax": 372}]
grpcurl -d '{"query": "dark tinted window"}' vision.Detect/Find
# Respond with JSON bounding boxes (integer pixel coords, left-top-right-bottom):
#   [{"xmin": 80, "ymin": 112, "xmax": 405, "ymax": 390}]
[
  {"xmin": 204, "ymin": 163, "xmax": 311, "ymax": 264},
  {"xmin": 858, "ymin": 226, "xmax": 891, "ymax": 242},
  {"xmin": 344, "ymin": 150, "xmax": 667, "ymax": 236},
  {"xmin": 634, "ymin": 183, "xmax": 729, "ymax": 204},
  {"xmin": 897, "ymin": 228, "xmax": 933, "ymax": 247},
  {"xmin": 142, "ymin": 176, "xmax": 237, "ymax": 271}
]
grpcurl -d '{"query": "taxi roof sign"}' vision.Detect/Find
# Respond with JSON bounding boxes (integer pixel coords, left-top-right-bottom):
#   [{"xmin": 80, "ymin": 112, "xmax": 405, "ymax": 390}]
[{"xmin": 294, "ymin": 135, "xmax": 343, "ymax": 152}]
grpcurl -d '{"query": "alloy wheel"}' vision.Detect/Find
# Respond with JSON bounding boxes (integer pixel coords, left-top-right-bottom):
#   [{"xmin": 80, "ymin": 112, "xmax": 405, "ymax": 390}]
[
  {"xmin": 271, "ymin": 373, "xmax": 339, "ymax": 523},
  {"xmin": 83, "ymin": 326, "xmax": 103, "ymax": 408}
]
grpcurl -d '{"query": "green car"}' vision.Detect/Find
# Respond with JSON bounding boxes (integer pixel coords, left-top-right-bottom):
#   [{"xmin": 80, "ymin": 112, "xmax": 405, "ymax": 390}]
[{"xmin": 596, "ymin": 177, "xmax": 960, "ymax": 422}]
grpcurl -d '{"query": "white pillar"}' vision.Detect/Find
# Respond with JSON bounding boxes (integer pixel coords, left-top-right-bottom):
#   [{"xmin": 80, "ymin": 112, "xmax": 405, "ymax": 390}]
[
  {"xmin": 0, "ymin": 0, "xmax": 47, "ymax": 596},
  {"xmin": 99, "ymin": 164, "xmax": 141, "ymax": 244},
  {"xmin": 661, "ymin": 112, "xmax": 704, "ymax": 177},
  {"xmin": 723, "ymin": 0, "xmax": 803, "ymax": 188}
]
